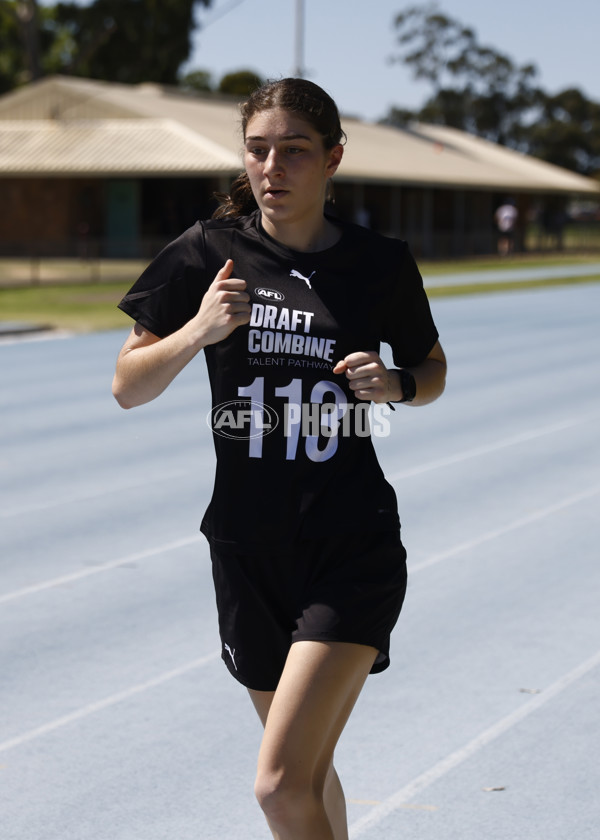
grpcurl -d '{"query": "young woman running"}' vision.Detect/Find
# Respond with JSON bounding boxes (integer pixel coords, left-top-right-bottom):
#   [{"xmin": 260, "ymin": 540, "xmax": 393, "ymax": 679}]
[{"xmin": 113, "ymin": 78, "xmax": 446, "ymax": 840}]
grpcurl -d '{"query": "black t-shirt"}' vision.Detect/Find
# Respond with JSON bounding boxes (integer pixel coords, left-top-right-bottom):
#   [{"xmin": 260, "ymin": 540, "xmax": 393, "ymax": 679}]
[{"xmin": 118, "ymin": 211, "xmax": 439, "ymax": 546}]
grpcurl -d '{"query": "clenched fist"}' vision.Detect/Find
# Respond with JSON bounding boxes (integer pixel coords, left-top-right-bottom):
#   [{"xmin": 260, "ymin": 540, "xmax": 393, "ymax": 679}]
[{"xmin": 194, "ymin": 259, "xmax": 251, "ymax": 346}]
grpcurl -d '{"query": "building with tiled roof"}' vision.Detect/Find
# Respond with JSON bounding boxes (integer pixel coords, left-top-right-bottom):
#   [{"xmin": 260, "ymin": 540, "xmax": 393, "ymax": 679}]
[{"xmin": 1, "ymin": 76, "xmax": 598, "ymax": 258}]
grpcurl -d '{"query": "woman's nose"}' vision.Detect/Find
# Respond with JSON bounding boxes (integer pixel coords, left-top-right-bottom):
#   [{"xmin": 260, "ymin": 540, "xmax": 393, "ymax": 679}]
[{"xmin": 264, "ymin": 148, "xmax": 284, "ymax": 176}]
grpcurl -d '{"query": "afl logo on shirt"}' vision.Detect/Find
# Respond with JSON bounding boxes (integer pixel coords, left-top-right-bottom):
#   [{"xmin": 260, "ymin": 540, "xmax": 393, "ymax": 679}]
[
  {"xmin": 208, "ymin": 399, "xmax": 280, "ymax": 441},
  {"xmin": 256, "ymin": 287, "xmax": 285, "ymax": 302}
]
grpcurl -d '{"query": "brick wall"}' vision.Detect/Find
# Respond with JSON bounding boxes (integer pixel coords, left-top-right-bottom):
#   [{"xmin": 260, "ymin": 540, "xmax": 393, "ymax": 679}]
[{"xmin": 0, "ymin": 178, "xmax": 104, "ymax": 254}]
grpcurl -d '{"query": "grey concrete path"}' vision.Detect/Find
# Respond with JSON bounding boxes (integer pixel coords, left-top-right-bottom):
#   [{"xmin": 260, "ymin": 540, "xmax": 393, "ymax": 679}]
[
  {"xmin": 1, "ymin": 284, "xmax": 599, "ymax": 839},
  {"xmin": 423, "ymin": 261, "xmax": 600, "ymax": 287},
  {"xmin": 0, "ymin": 321, "xmax": 54, "ymax": 337}
]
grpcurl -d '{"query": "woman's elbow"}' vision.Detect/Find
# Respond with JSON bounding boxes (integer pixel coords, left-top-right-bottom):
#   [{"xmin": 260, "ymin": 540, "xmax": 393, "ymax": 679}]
[{"xmin": 112, "ymin": 376, "xmax": 136, "ymax": 410}]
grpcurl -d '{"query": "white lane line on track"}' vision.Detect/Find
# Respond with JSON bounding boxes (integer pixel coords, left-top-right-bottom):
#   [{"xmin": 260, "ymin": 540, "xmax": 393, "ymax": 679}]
[
  {"xmin": 0, "ymin": 467, "xmax": 192, "ymax": 518},
  {"xmin": 0, "ymin": 536, "xmax": 201, "ymax": 605},
  {"xmin": 3, "ymin": 414, "xmax": 593, "ymax": 519},
  {"xmin": 410, "ymin": 483, "xmax": 600, "ymax": 574},
  {"xmin": 0, "ymin": 651, "xmax": 220, "ymax": 755},
  {"xmin": 349, "ymin": 646, "xmax": 600, "ymax": 838},
  {"xmin": 4, "ymin": 483, "xmax": 598, "ymax": 606},
  {"xmin": 386, "ymin": 415, "xmax": 596, "ymax": 482}
]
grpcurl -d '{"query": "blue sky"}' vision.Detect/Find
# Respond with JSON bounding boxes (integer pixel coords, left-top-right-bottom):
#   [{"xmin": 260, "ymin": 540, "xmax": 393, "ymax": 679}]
[{"xmin": 39, "ymin": 0, "xmax": 600, "ymax": 122}]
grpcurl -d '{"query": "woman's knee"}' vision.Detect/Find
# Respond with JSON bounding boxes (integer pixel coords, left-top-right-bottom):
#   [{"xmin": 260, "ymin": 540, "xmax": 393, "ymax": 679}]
[{"xmin": 254, "ymin": 766, "xmax": 324, "ymax": 823}]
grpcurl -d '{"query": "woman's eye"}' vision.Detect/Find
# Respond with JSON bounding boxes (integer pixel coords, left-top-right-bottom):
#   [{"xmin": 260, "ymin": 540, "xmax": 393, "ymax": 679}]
[{"xmin": 246, "ymin": 145, "xmax": 306, "ymax": 157}]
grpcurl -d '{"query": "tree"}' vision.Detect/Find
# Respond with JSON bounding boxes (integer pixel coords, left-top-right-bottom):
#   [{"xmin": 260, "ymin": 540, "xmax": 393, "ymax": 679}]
[
  {"xmin": 14, "ymin": 0, "xmax": 41, "ymax": 79},
  {"xmin": 218, "ymin": 69, "xmax": 263, "ymax": 97},
  {"xmin": 0, "ymin": 0, "xmax": 57, "ymax": 90},
  {"xmin": 386, "ymin": 3, "xmax": 600, "ymax": 176},
  {"xmin": 54, "ymin": 0, "xmax": 212, "ymax": 85},
  {"xmin": 388, "ymin": 4, "xmax": 540, "ymax": 148},
  {"xmin": 0, "ymin": 0, "xmax": 215, "ymax": 91},
  {"xmin": 0, "ymin": 0, "xmax": 76, "ymax": 91},
  {"xmin": 0, "ymin": 2, "xmax": 25, "ymax": 92},
  {"xmin": 391, "ymin": 4, "xmax": 479, "ymax": 93},
  {"xmin": 528, "ymin": 88, "xmax": 600, "ymax": 177},
  {"xmin": 179, "ymin": 68, "xmax": 213, "ymax": 94}
]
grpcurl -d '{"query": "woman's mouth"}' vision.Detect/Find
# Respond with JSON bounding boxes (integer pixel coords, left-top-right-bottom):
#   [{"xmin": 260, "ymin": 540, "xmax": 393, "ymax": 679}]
[{"xmin": 264, "ymin": 188, "xmax": 288, "ymax": 199}]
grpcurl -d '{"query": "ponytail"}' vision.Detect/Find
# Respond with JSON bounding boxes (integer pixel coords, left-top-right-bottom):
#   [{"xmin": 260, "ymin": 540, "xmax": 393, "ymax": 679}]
[{"xmin": 212, "ymin": 172, "xmax": 257, "ymax": 220}]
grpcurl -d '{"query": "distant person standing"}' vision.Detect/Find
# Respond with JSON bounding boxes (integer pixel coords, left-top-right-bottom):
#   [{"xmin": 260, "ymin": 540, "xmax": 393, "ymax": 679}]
[
  {"xmin": 541, "ymin": 201, "xmax": 568, "ymax": 251},
  {"xmin": 495, "ymin": 200, "xmax": 518, "ymax": 255}
]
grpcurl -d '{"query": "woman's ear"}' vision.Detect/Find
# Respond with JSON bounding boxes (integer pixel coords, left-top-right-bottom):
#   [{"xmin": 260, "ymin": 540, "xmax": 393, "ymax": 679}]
[{"xmin": 326, "ymin": 144, "xmax": 344, "ymax": 178}]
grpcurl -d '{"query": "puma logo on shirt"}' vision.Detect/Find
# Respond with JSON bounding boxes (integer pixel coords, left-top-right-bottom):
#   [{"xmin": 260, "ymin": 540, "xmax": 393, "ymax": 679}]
[{"xmin": 290, "ymin": 269, "xmax": 315, "ymax": 289}]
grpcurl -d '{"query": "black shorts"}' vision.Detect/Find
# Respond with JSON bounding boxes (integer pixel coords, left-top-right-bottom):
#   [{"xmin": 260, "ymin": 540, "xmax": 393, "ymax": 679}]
[{"xmin": 208, "ymin": 530, "xmax": 408, "ymax": 691}]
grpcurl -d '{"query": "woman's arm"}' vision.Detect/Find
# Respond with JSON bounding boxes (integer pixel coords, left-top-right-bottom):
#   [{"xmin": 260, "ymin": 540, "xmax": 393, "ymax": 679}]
[
  {"xmin": 112, "ymin": 260, "xmax": 251, "ymax": 409},
  {"xmin": 332, "ymin": 340, "xmax": 447, "ymax": 406}
]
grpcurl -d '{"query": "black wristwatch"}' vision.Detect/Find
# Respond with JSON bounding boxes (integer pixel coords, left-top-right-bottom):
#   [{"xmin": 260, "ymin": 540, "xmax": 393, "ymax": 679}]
[{"xmin": 398, "ymin": 368, "xmax": 416, "ymax": 403}]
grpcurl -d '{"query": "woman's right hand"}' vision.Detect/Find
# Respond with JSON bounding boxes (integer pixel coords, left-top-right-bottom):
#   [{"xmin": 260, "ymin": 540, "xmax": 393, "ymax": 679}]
[
  {"xmin": 113, "ymin": 260, "xmax": 251, "ymax": 409},
  {"xmin": 193, "ymin": 259, "xmax": 251, "ymax": 347}
]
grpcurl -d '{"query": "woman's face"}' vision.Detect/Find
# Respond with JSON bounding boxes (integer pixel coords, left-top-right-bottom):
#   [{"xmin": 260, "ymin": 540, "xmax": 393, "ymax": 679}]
[{"xmin": 244, "ymin": 108, "xmax": 343, "ymax": 236}]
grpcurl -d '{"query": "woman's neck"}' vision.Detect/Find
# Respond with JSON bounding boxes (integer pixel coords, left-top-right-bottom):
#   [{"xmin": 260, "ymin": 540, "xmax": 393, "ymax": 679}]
[{"xmin": 261, "ymin": 215, "xmax": 341, "ymax": 253}]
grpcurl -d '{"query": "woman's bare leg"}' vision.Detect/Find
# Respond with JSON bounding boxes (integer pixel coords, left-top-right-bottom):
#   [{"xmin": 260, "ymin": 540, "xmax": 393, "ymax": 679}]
[
  {"xmin": 249, "ymin": 690, "xmax": 349, "ymax": 838},
  {"xmin": 248, "ymin": 640, "xmax": 377, "ymax": 840}
]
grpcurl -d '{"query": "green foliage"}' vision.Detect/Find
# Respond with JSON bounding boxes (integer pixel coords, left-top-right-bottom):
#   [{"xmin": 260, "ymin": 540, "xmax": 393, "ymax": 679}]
[
  {"xmin": 53, "ymin": 0, "xmax": 212, "ymax": 85},
  {"xmin": 392, "ymin": 4, "xmax": 537, "ymax": 97},
  {"xmin": 0, "ymin": 2, "xmax": 262, "ymax": 103},
  {"xmin": 179, "ymin": 68, "xmax": 213, "ymax": 93},
  {"xmin": 0, "ymin": 2, "xmax": 24, "ymax": 92},
  {"xmin": 387, "ymin": 3, "xmax": 600, "ymax": 176},
  {"xmin": 529, "ymin": 88, "xmax": 600, "ymax": 176},
  {"xmin": 177, "ymin": 67, "xmax": 265, "ymax": 98},
  {"xmin": 0, "ymin": 0, "xmax": 214, "ymax": 90},
  {"xmin": 0, "ymin": 0, "xmax": 63, "ymax": 91},
  {"xmin": 392, "ymin": 5, "xmax": 479, "ymax": 91},
  {"xmin": 218, "ymin": 69, "xmax": 263, "ymax": 97}
]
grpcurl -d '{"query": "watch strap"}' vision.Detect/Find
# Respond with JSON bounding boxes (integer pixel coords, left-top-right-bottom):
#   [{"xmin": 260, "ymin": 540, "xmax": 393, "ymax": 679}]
[{"xmin": 398, "ymin": 368, "xmax": 416, "ymax": 403}]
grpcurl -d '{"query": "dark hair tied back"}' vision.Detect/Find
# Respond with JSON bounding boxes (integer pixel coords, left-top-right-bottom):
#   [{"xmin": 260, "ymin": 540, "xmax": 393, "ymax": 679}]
[{"xmin": 213, "ymin": 78, "xmax": 346, "ymax": 220}]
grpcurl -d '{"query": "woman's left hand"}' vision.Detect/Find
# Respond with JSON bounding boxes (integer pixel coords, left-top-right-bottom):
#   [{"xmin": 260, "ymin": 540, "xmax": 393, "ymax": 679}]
[{"xmin": 333, "ymin": 351, "xmax": 400, "ymax": 403}]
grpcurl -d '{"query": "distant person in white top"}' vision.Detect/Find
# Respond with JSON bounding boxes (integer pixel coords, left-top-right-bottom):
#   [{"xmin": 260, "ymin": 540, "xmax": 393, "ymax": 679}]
[{"xmin": 495, "ymin": 200, "xmax": 518, "ymax": 255}]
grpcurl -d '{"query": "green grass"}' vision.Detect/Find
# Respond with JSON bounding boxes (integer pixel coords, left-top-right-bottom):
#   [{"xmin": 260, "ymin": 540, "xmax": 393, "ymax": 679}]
[
  {"xmin": 1, "ymin": 256, "xmax": 599, "ymax": 333},
  {"xmin": 0, "ymin": 283, "xmax": 133, "ymax": 332},
  {"xmin": 0, "ymin": 258, "xmax": 149, "ymax": 286}
]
